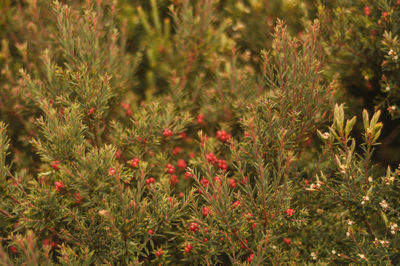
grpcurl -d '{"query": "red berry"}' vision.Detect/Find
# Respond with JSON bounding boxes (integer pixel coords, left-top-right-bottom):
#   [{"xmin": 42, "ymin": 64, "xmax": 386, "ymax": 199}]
[
  {"xmin": 204, "ymin": 238, "xmax": 208, "ymax": 242},
  {"xmin": 283, "ymin": 238, "xmax": 291, "ymax": 245},
  {"xmin": 179, "ymin": 192, "xmax": 184, "ymax": 198},
  {"xmin": 202, "ymin": 206, "xmax": 210, "ymax": 217},
  {"xmin": 55, "ymin": 181, "xmax": 65, "ymax": 192},
  {"xmin": 51, "ymin": 160, "xmax": 60, "ymax": 170},
  {"xmin": 189, "ymin": 222, "xmax": 199, "ymax": 232},
  {"xmin": 189, "ymin": 152, "xmax": 195, "ymax": 158},
  {"xmin": 108, "ymin": 167, "xmax": 116, "ymax": 176},
  {"xmin": 125, "ymin": 109, "xmax": 133, "ymax": 116},
  {"xmin": 284, "ymin": 208, "xmax": 295, "ymax": 217},
  {"xmin": 382, "ymin": 11, "xmax": 388, "ymax": 17},
  {"xmin": 214, "ymin": 176, "xmax": 221, "ymax": 184},
  {"xmin": 148, "ymin": 229, "xmax": 154, "ymax": 235},
  {"xmin": 229, "ymin": 178, "xmax": 236, "ymax": 188},
  {"xmin": 252, "ymin": 223, "xmax": 257, "ymax": 229},
  {"xmin": 163, "ymin": 128, "xmax": 173, "ymax": 137},
  {"xmin": 166, "ymin": 164, "xmax": 176, "ymax": 174},
  {"xmin": 184, "ymin": 244, "xmax": 193, "ymax": 253},
  {"xmin": 177, "ymin": 159, "xmax": 187, "ymax": 170},
  {"xmin": 155, "ymin": 249, "xmax": 164, "ymax": 257},
  {"xmin": 180, "ymin": 132, "xmax": 188, "ymax": 139}
]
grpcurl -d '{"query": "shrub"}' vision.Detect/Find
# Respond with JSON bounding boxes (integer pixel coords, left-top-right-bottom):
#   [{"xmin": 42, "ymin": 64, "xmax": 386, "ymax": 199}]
[{"xmin": 0, "ymin": 0, "xmax": 399, "ymax": 264}]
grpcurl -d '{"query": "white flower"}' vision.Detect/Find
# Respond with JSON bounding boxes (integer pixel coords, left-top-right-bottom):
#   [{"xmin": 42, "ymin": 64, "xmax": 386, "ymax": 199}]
[
  {"xmin": 368, "ymin": 177, "xmax": 373, "ymax": 182},
  {"xmin": 358, "ymin": 254, "xmax": 366, "ymax": 260},
  {"xmin": 347, "ymin": 219, "xmax": 355, "ymax": 226},
  {"xmin": 321, "ymin": 132, "xmax": 330, "ymax": 140},
  {"xmin": 380, "ymin": 200, "xmax": 389, "ymax": 211},
  {"xmin": 394, "ymin": 55, "xmax": 399, "ymax": 60},
  {"xmin": 361, "ymin": 195, "xmax": 369, "ymax": 205},
  {"xmin": 388, "ymin": 49, "xmax": 395, "ymax": 56},
  {"xmin": 311, "ymin": 252, "xmax": 317, "ymax": 260},
  {"xmin": 385, "ymin": 86, "xmax": 390, "ymax": 92},
  {"xmin": 332, "ymin": 250, "xmax": 336, "ymax": 255},
  {"xmin": 346, "ymin": 231, "xmax": 350, "ymax": 237},
  {"xmin": 390, "ymin": 223, "xmax": 398, "ymax": 234}
]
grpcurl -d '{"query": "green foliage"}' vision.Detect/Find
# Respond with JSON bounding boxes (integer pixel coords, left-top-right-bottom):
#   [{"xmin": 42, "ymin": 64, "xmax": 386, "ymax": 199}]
[{"xmin": 0, "ymin": 0, "xmax": 399, "ymax": 264}]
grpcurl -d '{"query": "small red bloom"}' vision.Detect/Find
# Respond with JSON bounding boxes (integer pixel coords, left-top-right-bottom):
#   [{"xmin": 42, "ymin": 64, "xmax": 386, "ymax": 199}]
[
  {"xmin": 55, "ymin": 181, "xmax": 65, "ymax": 192},
  {"xmin": 206, "ymin": 153, "xmax": 217, "ymax": 164},
  {"xmin": 155, "ymin": 249, "xmax": 164, "ymax": 257},
  {"xmin": 285, "ymin": 208, "xmax": 295, "ymax": 217},
  {"xmin": 131, "ymin": 158, "xmax": 140, "ymax": 168},
  {"xmin": 189, "ymin": 222, "xmax": 199, "ymax": 232},
  {"xmin": 180, "ymin": 132, "xmax": 188, "ymax": 140},
  {"xmin": 88, "ymin": 107, "xmax": 95, "ymax": 115},
  {"xmin": 214, "ymin": 176, "xmax": 221, "ymax": 184},
  {"xmin": 179, "ymin": 192, "xmax": 184, "ymax": 198},
  {"xmin": 148, "ymin": 229, "xmax": 154, "ymax": 235},
  {"xmin": 170, "ymin": 175, "xmax": 179, "ymax": 186},
  {"xmin": 115, "ymin": 149, "xmax": 122, "ymax": 159},
  {"xmin": 74, "ymin": 192, "xmax": 83, "ymax": 204},
  {"xmin": 382, "ymin": 11, "xmax": 388, "ymax": 17},
  {"xmin": 364, "ymin": 5, "xmax": 370, "ymax": 16},
  {"xmin": 172, "ymin": 146, "xmax": 182, "ymax": 156},
  {"xmin": 252, "ymin": 223, "xmax": 257, "ymax": 229},
  {"xmin": 177, "ymin": 159, "xmax": 187, "ymax": 170},
  {"xmin": 229, "ymin": 178, "xmax": 236, "ymax": 188},
  {"xmin": 166, "ymin": 164, "xmax": 176, "ymax": 174},
  {"xmin": 247, "ymin": 254, "xmax": 254, "ymax": 263},
  {"xmin": 217, "ymin": 159, "xmax": 228, "ymax": 170},
  {"xmin": 232, "ymin": 200, "xmax": 240, "ymax": 208},
  {"xmin": 184, "ymin": 244, "xmax": 193, "ymax": 253},
  {"xmin": 202, "ymin": 206, "xmax": 210, "ymax": 217},
  {"xmin": 283, "ymin": 238, "xmax": 291, "ymax": 245},
  {"xmin": 204, "ymin": 238, "xmax": 208, "ymax": 242},
  {"xmin": 189, "ymin": 152, "xmax": 195, "ymax": 158},
  {"xmin": 51, "ymin": 160, "xmax": 60, "ymax": 170},
  {"xmin": 9, "ymin": 246, "xmax": 17, "ymax": 254},
  {"xmin": 163, "ymin": 128, "xmax": 173, "ymax": 137},
  {"xmin": 197, "ymin": 114, "xmax": 205, "ymax": 124},
  {"xmin": 108, "ymin": 167, "xmax": 116, "ymax": 176},
  {"xmin": 145, "ymin": 177, "xmax": 155, "ymax": 185},
  {"xmin": 216, "ymin": 130, "xmax": 232, "ymax": 142},
  {"xmin": 184, "ymin": 172, "xmax": 193, "ymax": 180},
  {"xmin": 125, "ymin": 109, "xmax": 133, "ymax": 116}
]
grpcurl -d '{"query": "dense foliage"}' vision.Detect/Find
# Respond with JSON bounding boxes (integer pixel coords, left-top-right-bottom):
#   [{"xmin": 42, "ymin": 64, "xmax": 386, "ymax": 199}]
[{"xmin": 0, "ymin": 0, "xmax": 399, "ymax": 264}]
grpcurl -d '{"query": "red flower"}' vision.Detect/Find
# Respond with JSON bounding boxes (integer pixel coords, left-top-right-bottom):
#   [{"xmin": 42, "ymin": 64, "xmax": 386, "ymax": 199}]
[
  {"xmin": 108, "ymin": 167, "xmax": 116, "ymax": 176},
  {"xmin": 202, "ymin": 206, "xmax": 210, "ymax": 217},
  {"xmin": 189, "ymin": 222, "xmax": 199, "ymax": 232},
  {"xmin": 9, "ymin": 246, "xmax": 17, "ymax": 254},
  {"xmin": 206, "ymin": 153, "xmax": 217, "ymax": 164},
  {"xmin": 284, "ymin": 208, "xmax": 295, "ymax": 217},
  {"xmin": 145, "ymin": 177, "xmax": 155, "ymax": 185},
  {"xmin": 55, "ymin": 181, "xmax": 65, "ymax": 192},
  {"xmin": 172, "ymin": 146, "xmax": 182, "ymax": 156},
  {"xmin": 364, "ymin": 6, "xmax": 370, "ymax": 16},
  {"xmin": 216, "ymin": 130, "xmax": 232, "ymax": 142},
  {"xmin": 232, "ymin": 200, "xmax": 240, "ymax": 208},
  {"xmin": 217, "ymin": 159, "xmax": 228, "ymax": 170},
  {"xmin": 74, "ymin": 192, "xmax": 83, "ymax": 204},
  {"xmin": 177, "ymin": 159, "xmax": 187, "ymax": 170},
  {"xmin": 163, "ymin": 128, "xmax": 172, "ymax": 137},
  {"xmin": 283, "ymin": 238, "xmax": 291, "ymax": 245},
  {"xmin": 247, "ymin": 253, "xmax": 254, "ymax": 263},
  {"xmin": 88, "ymin": 107, "xmax": 95, "ymax": 115},
  {"xmin": 131, "ymin": 158, "xmax": 140, "ymax": 168},
  {"xmin": 170, "ymin": 175, "xmax": 179, "ymax": 186},
  {"xmin": 184, "ymin": 244, "xmax": 193, "ymax": 253},
  {"xmin": 155, "ymin": 249, "xmax": 164, "ymax": 257},
  {"xmin": 148, "ymin": 229, "xmax": 154, "ymax": 235},
  {"xmin": 229, "ymin": 178, "xmax": 236, "ymax": 188},
  {"xmin": 197, "ymin": 114, "xmax": 205, "ymax": 124},
  {"xmin": 115, "ymin": 149, "xmax": 122, "ymax": 159},
  {"xmin": 166, "ymin": 163, "xmax": 175, "ymax": 174},
  {"xmin": 51, "ymin": 160, "xmax": 60, "ymax": 170},
  {"xmin": 184, "ymin": 172, "xmax": 193, "ymax": 180}
]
